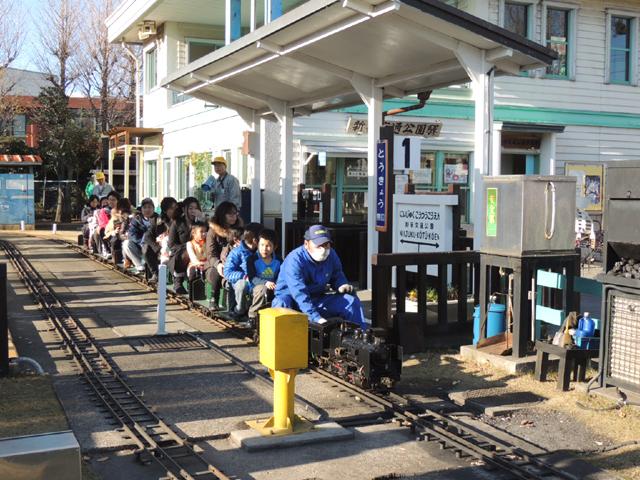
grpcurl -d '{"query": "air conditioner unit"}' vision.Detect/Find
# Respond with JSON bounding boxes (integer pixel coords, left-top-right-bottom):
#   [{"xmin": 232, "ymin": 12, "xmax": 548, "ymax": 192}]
[{"xmin": 137, "ymin": 21, "xmax": 157, "ymax": 40}]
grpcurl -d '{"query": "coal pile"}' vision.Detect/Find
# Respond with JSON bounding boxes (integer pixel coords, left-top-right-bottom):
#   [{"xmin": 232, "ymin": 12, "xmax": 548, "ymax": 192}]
[{"xmin": 608, "ymin": 258, "xmax": 640, "ymax": 279}]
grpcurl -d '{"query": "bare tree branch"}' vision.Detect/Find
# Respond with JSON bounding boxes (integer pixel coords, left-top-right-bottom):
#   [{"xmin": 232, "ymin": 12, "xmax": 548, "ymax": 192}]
[
  {"xmin": 76, "ymin": 0, "xmax": 137, "ymax": 131},
  {"xmin": 0, "ymin": 0, "xmax": 24, "ymax": 70},
  {"xmin": 34, "ymin": 0, "xmax": 80, "ymax": 94}
]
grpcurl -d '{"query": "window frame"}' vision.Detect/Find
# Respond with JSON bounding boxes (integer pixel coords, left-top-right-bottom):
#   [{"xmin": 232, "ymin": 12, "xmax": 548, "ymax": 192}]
[
  {"xmin": 541, "ymin": 1, "xmax": 578, "ymax": 80},
  {"xmin": 605, "ymin": 10, "xmax": 639, "ymax": 86},
  {"xmin": 499, "ymin": 0, "xmax": 536, "ymax": 40},
  {"xmin": 186, "ymin": 37, "xmax": 224, "ymax": 64},
  {"xmin": 144, "ymin": 47, "xmax": 158, "ymax": 93}
]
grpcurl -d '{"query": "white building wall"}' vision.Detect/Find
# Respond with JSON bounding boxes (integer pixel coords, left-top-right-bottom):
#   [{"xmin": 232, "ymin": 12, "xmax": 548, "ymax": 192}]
[{"xmin": 494, "ymin": 0, "xmax": 640, "ymax": 114}]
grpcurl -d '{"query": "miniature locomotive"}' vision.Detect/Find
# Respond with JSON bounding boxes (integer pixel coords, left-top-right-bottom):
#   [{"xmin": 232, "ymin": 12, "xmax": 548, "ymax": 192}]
[{"xmin": 308, "ymin": 319, "xmax": 403, "ymax": 390}]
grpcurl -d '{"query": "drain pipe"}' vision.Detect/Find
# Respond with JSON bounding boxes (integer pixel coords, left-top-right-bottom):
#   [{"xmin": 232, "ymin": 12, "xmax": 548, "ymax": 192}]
[
  {"xmin": 382, "ymin": 91, "xmax": 432, "ymax": 120},
  {"xmin": 10, "ymin": 357, "xmax": 45, "ymax": 375}
]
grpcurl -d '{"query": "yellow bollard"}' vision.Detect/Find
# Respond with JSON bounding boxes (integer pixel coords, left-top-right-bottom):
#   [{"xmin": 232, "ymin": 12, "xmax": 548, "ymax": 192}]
[{"xmin": 246, "ymin": 308, "xmax": 313, "ymax": 436}]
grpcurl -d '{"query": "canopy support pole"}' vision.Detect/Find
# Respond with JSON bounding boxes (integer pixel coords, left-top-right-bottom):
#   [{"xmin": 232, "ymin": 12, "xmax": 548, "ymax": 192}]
[
  {"xmin": 456, "ymin": 45, "xmax": 495, "ymax": 250},
  {"xmin": 351, "ymin": 74, "xmax": 382, "ymax": 290},
  {"xmin": 269, "ymin": 100, "xmax": 294, "ymax": 250}
]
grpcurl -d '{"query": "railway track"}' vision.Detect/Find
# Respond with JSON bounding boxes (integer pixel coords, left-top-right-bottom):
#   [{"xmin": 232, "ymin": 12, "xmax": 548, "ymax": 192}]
[
  {"xmin": 45, "ymin": 237, "xmax": 578, "ymax": 480},
  {"xmin": 0, "ymin": 240, "xmax": 229, "ymax": 480}
]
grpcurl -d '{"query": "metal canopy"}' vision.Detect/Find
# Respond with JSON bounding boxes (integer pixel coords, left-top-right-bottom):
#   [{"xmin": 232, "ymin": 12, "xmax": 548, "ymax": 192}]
[{"xmin": 162, "ymin": 0, "xmax": 556, "ymax": 117}]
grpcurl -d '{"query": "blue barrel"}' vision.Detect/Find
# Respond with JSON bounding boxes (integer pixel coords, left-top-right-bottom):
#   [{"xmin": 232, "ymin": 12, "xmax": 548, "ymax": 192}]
[{"xmin": 472, "ymin": 303, "xmax": 507, "ymax": 345}]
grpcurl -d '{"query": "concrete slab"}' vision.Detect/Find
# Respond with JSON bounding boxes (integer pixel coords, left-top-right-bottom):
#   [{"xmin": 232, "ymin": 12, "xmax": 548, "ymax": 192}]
[
  {"xmin": 460, "ymin": 344, "xmax": 537, "ymax": 374},
  {"xmin": 449, "ymin": 389, "xmax": 545, "ymax": 417},
  {"xmin": 230, "ymin": 421, "xmax": 354, "ymax": 451}
]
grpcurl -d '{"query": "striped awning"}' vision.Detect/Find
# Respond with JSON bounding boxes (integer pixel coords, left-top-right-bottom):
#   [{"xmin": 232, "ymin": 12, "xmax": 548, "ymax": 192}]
[{"xmin": 0, "ymin": 154, "xmax": 42, "ymax": 166}]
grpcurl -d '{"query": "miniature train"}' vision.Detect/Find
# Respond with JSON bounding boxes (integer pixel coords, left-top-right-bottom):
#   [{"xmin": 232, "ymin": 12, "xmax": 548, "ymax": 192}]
[
  {"xmin": 308, "ymin": 319, "xmax": 403, "ymax": 390},
  {"xmin": 75, "ymin": 241, "xmax": 403, "ymax": 391}
]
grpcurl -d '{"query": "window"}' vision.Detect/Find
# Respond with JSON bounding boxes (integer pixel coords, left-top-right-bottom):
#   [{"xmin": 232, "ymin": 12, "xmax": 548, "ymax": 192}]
[
  {"xmin": 610, "ymin": 16, "xmax": 632, "ymax": 83},
  {"xmin": 416, "ymin": 152, "xmax": 435, "ymax": 185},
  {"xmin": 545, "ymin": 7, "xmax": 572, "ymax": 78},
  {"xmin": 177, "ymin": 156, "xmax": 190, "ymax": 200},
  {"xmin": 11, "ymin": 115, "xmax": 26, "ymax": 137},
  {"xmin": 145, "ymin": 48, "xmax": 157, "ymax": 92},
  {"xmin": 504, "ymin": 2, "xmax": 529, "ymax": 37},
  {"xmin": 443, "ymin": 153, "xmax": 469, "ymax": 185},
  {"xmin": 187, "ymin": 38, "xmax": 223, "ymax": 63},
  {"xmin": 169, "ymin": 90, "xmax": 191, "ymax": 106},
  {"xmin": 163, "ymin": 158, "xmax": 172, "ymax": 197},
  {"xmin": 146, "ymin": 160, "xmax": 158, "ymax": 198}
]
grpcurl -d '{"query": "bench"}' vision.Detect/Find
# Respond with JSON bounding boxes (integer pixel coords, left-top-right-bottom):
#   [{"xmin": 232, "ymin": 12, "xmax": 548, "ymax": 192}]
[{"xmin": 534, "ymin": 340, "xmax": 599, "ymax": 391}]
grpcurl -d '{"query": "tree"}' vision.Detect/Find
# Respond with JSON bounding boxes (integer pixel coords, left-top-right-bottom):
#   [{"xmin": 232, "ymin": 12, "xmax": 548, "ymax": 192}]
[
  {"xmin": 35, "ymin": 0, "xmax": 79, "ymax": 94},
  {"xmin": 31, "ymin": 86, "xmax": 98, "ymax": 222},
  {"xmin": 0, "ymin": 0, "xmax": 25, "ymax": 140},
  {"xmin": 77, "ymin": 0, "xmax": 138, "ymax": 132}
]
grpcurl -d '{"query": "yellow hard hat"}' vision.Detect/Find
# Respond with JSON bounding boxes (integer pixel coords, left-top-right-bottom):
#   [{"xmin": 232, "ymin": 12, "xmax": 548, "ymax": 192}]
[
  {"xmin": 95, "ymin": 171, "xmax": 105, "ymax": 180},
  {"xmin": 212, "ymin": 156, "xmax": 227, "ymax": 167}
]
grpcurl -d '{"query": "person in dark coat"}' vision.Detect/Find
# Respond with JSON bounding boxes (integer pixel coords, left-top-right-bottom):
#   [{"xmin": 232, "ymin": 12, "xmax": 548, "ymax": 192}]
[
  {"xmin": 123, "ymin": 198, "xmax": 158, "ymax": 273},
  {"xmin": 168, "ymin": 196, "xmax": 206, "ymax": 294},
  {"xmin": 205, "ymin": 201, "xmax": 243, "ymax": 309},
  {"xmin": 142, "ymin": 197, "xmax": 178, "ymax": 282}
]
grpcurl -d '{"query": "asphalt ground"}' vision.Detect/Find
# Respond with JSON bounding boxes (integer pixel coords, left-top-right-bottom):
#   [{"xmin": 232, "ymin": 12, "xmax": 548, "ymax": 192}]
[{"xmin": 1, "ymin": 232, "xmax": 618, "ymax": 480}]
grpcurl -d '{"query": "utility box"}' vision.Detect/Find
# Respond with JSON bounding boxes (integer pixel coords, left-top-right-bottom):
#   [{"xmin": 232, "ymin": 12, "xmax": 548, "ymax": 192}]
[
  {"xmin": 259, "ymin": 308, "xmax": 308, "ymax": 370},
  {"xmin": 0, "ymin": 431, "xmax": 81, "ymax": 480},
  {"xmin": 482, "ymin": 175, "xmax": 576, "ymax": 256}
]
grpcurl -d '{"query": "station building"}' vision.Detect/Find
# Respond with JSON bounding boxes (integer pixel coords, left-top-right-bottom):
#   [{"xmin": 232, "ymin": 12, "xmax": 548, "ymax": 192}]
[{"xmin": 106, "ymin": 0, "xmax": 640, "ymax": 262}]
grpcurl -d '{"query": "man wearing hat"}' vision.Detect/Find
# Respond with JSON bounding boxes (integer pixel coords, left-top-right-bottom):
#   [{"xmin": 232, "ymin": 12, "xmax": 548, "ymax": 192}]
[
  {"xmin": 204, "ymin": 156, "xmax": 241, "ymax": 211},
  {"xmin": 273, "ymin": 225, "xmax": 366, "ymax": 328},
  {"xmin": 92, "ymin": 171, "xmax": 113, "ymax": 199}
]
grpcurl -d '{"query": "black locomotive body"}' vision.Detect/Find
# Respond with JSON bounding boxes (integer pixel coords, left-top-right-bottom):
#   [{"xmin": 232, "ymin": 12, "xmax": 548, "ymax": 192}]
[{"xmin": 308, "ymin": 319, "xmax": 403, "ymax": 390}]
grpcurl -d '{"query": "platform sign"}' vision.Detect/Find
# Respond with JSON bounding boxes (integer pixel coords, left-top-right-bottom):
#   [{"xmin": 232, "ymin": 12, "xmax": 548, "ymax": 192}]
[
  {"xmin": 393, "ymin": 136, "xmax": 420, "ymax": 170},
  {"xmin": 347, "ymin": 118, "xmax": 442, "ymax": 138},
  {"xmin": 375, "ymin": 140, "xmax": 388, "ymax": 232},
  {"xmin": 393, "ymin": 194, "xmax": 457, "ymax": 274}
]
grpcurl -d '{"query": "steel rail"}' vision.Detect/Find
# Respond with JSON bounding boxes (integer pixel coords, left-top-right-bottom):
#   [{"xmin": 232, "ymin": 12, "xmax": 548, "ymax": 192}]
[
  {"xmin": 55, "ymin": 238, "xmax": 577, "ymax": 480},
  {"xmin": 0, "ymin": 240, "xmax": 229, "ymax": 480}
]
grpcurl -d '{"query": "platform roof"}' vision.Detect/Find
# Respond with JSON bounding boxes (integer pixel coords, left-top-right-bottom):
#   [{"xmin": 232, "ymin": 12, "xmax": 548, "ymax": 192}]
[
  {"xmin": 160, "ymin": 0, "xmax": 557, "ymax": 117},
  {"xmin": 0, "ymin": 155, "xmax": 42, "ymax": 166}
]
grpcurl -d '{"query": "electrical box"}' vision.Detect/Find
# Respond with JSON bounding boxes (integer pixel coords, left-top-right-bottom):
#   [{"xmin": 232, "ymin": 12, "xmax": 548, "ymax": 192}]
[
  {"xmin": 259, "ymin": 308, "xmax": 308, "ymax": 370},
  {"xmin": 482, "ymin": 175, "xmax": 576, "ymax": 256}
]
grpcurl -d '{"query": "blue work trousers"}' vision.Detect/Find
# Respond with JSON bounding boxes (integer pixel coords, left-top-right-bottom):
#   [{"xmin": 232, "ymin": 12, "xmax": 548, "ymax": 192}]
[{"xmin": 272, "ymin": 293, "xmax": 366, "ymax": 329}]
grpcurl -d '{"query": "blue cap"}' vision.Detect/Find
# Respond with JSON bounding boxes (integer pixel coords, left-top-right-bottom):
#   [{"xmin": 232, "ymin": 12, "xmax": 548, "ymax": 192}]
[{"xmin": 304, "ymin": 225, "xmax": 332, "ymax": 246}]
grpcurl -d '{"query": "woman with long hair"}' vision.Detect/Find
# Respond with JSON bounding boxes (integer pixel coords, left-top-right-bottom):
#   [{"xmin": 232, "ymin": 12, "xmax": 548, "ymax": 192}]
[
  {"xmin": 168, "ymin": 196, "xmax": 206, "ymax": 293},
  {"xmin": 206, "ymin": 201, "xmax": 243, "ymax": 309}
]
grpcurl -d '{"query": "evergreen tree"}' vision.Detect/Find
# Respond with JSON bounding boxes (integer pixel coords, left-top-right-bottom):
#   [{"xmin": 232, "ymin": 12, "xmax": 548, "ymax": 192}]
[{"xmin": 31, "ymin": 85, "xmax": 98, "ymax": 222}]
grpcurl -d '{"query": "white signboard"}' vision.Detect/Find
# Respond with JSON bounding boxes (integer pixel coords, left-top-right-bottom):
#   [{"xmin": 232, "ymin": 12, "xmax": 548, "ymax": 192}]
[
  {"xmin": 346, "ymin": 117, "xmax": 442, "ymax": 137},
  {"xmin": 393, "ymin": 194, "xmax": 458, "ymax": 275},
  {"xmin": 393, "ymin": 136, "xmax": 421, "ymax": 170},
  {"xmin": 412, "ymin": 169, "xmax": 432, "ymax": 184}
]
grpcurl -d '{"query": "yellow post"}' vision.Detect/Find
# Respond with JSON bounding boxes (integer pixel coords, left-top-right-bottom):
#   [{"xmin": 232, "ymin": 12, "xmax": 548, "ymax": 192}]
[{"xmin": 246, "ymin": 308, "xmax": 313, "ymax": 436}]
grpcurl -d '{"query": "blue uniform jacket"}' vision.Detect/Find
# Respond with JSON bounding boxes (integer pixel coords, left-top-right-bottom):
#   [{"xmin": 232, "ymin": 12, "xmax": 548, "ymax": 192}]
[
  {"xmin": 224, "ymin": 242, "xmax": 255, "ymax": 285},
  {"xmin": 274, "ymin": 246, "xmax": 348, "ymax": 321}
]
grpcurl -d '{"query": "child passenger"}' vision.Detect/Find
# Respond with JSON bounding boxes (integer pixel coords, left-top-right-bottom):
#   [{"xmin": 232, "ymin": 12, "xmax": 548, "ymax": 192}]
[
  {"xmin": 247, "ymin": 229, "xmax": 281, "ymax": 325},
  {"xmin": 223, "ymin": 223, "xmax": 263, "ymax": 318},
  {"xmin": 186, "ymin": 224, "xmax": 208, "ymax": 280}
]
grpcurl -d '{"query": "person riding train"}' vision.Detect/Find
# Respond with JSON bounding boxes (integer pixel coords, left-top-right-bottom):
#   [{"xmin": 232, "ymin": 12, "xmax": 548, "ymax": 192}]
[{"xmin": 272, "ymin": 225, "xmax": 367, "ymax": 329}]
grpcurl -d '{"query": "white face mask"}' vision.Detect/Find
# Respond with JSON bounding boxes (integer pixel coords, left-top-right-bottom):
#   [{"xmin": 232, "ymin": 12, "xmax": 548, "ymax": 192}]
[{"xmin": 310, "ymin": 247, "xmax": 330, "ymax": 262}]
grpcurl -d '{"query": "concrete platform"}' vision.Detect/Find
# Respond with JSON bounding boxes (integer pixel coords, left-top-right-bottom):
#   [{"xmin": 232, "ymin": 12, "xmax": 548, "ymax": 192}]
[
  {"xmin": 449, "ymin": 389, "xmax": 545, "ymax": 417},
  {"xmin": 460, "ymin": 344, "xmax": 537, "ymax": 374},
  {"xmin": 230, "ymin": 421, "xmax": 354, "ymax": 451}
]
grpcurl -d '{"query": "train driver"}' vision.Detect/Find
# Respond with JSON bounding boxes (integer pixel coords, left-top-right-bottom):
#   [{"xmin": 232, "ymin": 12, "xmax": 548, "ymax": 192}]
[{"xmin": 272, "ymin": 225, "xmax": 367, "ymax": 329}]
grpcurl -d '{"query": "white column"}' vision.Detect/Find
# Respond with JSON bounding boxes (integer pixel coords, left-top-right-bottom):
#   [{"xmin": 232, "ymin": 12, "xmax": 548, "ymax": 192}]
[
  {"xmin": 351, "ymin": 74, "xmax": 382, "ymax": 289},
  {"xmin": 250, "ymin": 127, "xmax": 261, "ymax": 222},
  {"xmin": 456, "ymin": 45, "xmax": 494, "ymax": 250},
  {"xmin": 492, "ymin": 122, "xmax": 502, "ymax": 176},
  {"xmin": 540, "ymin": 132, "xmax": 557, "ymax": 175},
  {"xmin": 268, "ymin": 100, "xmax": 294, "ymax": 248}
]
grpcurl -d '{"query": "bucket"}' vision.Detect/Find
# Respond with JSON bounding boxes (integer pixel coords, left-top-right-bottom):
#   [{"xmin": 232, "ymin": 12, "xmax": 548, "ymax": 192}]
[{"xmin": 472, "ymin": 303, "xmax": 507, "ymax": 345}]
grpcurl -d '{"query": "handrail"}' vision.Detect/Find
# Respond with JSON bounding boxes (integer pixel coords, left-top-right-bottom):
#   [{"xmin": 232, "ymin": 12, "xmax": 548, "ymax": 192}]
[{"xmin": 372, "ymin": 250, "xmax": 479, "ymax": 267}]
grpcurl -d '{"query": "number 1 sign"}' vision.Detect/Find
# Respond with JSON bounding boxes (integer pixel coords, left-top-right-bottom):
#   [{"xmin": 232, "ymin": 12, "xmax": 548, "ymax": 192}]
[{"xmin": 393, "ymin": 136, "xmax": 421, "ymax": 170}]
